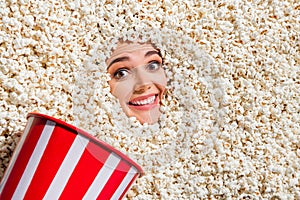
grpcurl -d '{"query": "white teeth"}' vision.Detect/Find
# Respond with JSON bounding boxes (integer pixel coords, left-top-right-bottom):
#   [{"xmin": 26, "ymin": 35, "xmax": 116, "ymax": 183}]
[{"xmin": 130, "ymin": 96, "xmax": 156, "ymax": 106}]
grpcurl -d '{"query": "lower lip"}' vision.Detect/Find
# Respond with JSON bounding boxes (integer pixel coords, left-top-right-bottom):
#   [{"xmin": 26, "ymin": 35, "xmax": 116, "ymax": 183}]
[{"xmin": 128, "ymin": 95, "xmax": 159, "ymax": 111}]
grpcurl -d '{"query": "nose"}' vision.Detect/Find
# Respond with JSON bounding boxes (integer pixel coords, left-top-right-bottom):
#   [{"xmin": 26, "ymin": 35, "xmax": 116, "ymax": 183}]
[
  {"xmin": 133, "ymin": 69, "xmax": 153, "ymax": 94},
  {"xmin": 134, "ymin": 84, "xmax": 152, "ymax": 94}
]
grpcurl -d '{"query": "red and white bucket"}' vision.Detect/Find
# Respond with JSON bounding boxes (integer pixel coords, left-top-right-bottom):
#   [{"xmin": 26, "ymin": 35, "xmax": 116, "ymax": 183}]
[{"xmin": 0, "ymin": 113, "xmax": 143, "ymax": 200}]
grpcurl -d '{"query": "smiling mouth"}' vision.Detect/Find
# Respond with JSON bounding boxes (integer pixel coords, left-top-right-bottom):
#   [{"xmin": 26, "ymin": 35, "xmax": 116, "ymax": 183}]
[{"xmin": 128, "ymin": 94, "xmax": 158, "ymax": 106}]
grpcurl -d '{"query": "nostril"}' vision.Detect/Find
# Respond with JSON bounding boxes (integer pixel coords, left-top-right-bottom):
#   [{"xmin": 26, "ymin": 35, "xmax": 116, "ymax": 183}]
[{"xmin": 134, "ymin": 84, "xmax": 152, "ymax": 94}]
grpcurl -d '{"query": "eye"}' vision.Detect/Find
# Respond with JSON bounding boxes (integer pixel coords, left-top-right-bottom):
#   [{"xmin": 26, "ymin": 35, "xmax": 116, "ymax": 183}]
[
  {"xmin": 146, "ymin": 61, "xmax": 161, "ymax": 72},
  {"xmin": 113, "ymin": 68, "xmax": 130, "ymax": 80}
]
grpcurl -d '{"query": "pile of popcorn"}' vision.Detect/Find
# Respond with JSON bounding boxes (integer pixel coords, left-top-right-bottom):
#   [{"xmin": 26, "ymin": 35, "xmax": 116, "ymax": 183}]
[{"xmin": 1, "ymin": 0, "xmax": 299, "ymax": 199}]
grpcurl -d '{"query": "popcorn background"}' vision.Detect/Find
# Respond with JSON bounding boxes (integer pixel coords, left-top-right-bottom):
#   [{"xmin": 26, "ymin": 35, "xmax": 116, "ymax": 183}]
[{"xmin": 1, "ymin": 0, "xmax": 299, "ymax": 199}]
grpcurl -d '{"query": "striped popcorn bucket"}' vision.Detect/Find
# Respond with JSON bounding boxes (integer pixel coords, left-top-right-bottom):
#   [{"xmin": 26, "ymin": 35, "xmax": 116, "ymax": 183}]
[{"xmin": 0, "ymin": 113, "xmax": 143, "ymax": 200}]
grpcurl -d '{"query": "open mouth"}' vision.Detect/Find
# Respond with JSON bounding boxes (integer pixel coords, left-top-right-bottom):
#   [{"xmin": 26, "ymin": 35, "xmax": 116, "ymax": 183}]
[
  {"xmin": 127, "ymin": 94, "xmax": 159, "ymax": 111},
  {"xmin": 128, "ymin": 94, "xmax": 158, "ymax": 106}
]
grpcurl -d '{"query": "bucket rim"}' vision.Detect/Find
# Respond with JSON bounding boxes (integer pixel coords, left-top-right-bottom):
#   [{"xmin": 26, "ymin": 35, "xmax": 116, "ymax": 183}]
[{"xmin": 27, "ymin": 112, "xmax": 144, "ymax": 176}]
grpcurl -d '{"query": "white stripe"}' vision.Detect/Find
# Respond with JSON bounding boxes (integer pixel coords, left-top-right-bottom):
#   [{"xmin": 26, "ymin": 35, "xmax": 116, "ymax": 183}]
[
  {"xmin": 43, "ymin": 135, "xmax": 89, "ymax": 200},
  {"xmin": 0, "ymin": 117, "xmax": 34, "ymax": 193},
  {"xmin": 110, "ymin": 167, "xmax": 138, "ymax": 200},
  {"xmin": 11, "ymin": 120, "xmax": 56, "ymax": 200},
  {"xmin": 83, "ymin": 153, "xmax": 121, "ymax": 200}
]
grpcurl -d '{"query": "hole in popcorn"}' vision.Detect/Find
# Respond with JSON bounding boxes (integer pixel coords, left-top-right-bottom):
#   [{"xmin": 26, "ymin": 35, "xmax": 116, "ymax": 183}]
[{"xmin": 72, "ymin": 27, "xmax": 219, "ymax": 174}]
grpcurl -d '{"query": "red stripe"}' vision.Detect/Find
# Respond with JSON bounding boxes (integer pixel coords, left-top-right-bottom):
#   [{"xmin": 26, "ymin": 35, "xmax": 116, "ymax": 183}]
[
  {"xmin": 58, "ymin": 141, "xmax": 111, "ymax": 199},
  {"xmin": 97, "ymin": 160, "xmax": 131, "ymax": 200},
  {"xmin": 22, "ymin": 124, "xmax": 77, "ymax": 199},
  {"xmin": 118, "ymin": 173, "xmax": 139, "ymax": 200},
  {"xmin": 0, "ymin": 118, "xmax": 47, "ymax": 200}
]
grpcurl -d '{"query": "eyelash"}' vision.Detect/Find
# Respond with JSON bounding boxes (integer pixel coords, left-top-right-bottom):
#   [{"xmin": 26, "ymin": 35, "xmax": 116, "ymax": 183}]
[
  {"xmin": 112, "ymin": 60, "xmax": 162, "ymax": 80},
  {"xmin": 145, "ymin": 61, "xmax": 161, "ymax": 71},
  {"xmin": 113, "ymin": 68, "xmax": 130, "ymax": 80}
]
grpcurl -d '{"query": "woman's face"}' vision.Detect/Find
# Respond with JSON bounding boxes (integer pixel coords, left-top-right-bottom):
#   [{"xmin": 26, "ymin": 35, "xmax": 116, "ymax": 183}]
[{"xmin": 107, "ymin": 42, "xmax": 167, "ymax": 124}]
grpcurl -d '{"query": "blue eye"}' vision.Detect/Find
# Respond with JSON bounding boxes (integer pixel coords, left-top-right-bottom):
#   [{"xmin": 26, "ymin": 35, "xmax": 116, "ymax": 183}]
[
  {"xmin": 146, "ymin": 61, "xmax": 161, "ymax": 71},
  {"xmin": 113, "ymin": 68, "xmax": 130, "ymax": 79}
]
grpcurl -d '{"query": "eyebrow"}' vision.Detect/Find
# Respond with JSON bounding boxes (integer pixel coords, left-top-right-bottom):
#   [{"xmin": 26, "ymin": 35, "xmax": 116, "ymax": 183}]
[
  {"xmin": 145, "ymin": 50, "xmax": 161, "ymax": 58},
  {"xmin": 107, "ymin": 50, "xmax": 161, "ymax": 69},
  {"xmin": 108, "ymin": 56, "xmax": 129, "ymax": 68}
]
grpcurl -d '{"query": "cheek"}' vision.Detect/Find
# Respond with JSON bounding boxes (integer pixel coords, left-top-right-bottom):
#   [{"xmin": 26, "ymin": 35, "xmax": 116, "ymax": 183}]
[
  {"xmin": 153, "ymin": 70, "xmax": 168, "ymax": 88},
  {"xmin": 109, "ymin": 80, "xmax": 121, "ymax": 98},
  {"xmin": 161, "ymin": 72, "xmax": 168, "ymax": 86},
  {"xmin": 109, "ymin": 80, "xmax": 134, "ymax": 102},
  {"xmin": 108, "ymin": 80, "xmax": 116, "ymax": 94},
  {"xmin": 156, "ymin": 71, "xmax": 167, "ymax": 99}
]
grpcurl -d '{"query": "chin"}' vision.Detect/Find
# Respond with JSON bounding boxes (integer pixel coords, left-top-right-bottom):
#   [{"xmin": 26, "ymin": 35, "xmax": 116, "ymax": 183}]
[
  {"xmin": 127, "ymin": 106, "xmax": 161, "ymax": 125},
  {"xmin": 137, "ymin": 115, "xmax": 160, "ymax": 125}
]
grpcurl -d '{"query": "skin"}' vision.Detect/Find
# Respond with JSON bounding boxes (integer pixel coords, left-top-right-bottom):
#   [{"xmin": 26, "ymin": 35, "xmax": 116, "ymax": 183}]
[{"xmin": 106, "ymin": 42, "xmax": 167, "ymax": 124}]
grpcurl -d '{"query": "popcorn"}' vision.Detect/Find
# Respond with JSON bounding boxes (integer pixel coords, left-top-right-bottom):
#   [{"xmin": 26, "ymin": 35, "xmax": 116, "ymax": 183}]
[{"xmin": 1, "ymin": 0, "xmax": 299, "ymax": 199}]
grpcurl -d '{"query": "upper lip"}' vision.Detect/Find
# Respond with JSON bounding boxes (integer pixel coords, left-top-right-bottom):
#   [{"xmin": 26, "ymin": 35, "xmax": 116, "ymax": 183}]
[{"xmin": 128, "ymin": 94, "xmax": 158, "ymax": 105}]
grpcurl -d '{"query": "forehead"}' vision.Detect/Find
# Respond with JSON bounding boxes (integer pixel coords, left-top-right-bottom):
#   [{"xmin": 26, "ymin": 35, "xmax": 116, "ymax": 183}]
[{"xmin": 107, "ymin": 42, "xmax": 157, "ymax": 64}]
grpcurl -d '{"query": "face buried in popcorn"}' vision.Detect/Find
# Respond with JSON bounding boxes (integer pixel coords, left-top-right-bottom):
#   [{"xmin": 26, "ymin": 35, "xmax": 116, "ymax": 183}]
[{"xmin": 107, "ymin": 41, "xmax": 167, "ymax": 124}]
